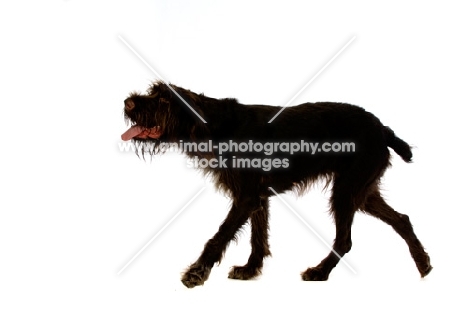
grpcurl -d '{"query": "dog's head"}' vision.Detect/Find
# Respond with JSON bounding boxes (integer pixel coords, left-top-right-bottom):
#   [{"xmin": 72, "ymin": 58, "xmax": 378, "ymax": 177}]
[
  {"xmin": 121, "ymin": 82, "xmax": 181, "ymax": 142},
  {"xmin": 121, "ymin": 82, "xmax": 211, "ymax": 159}
]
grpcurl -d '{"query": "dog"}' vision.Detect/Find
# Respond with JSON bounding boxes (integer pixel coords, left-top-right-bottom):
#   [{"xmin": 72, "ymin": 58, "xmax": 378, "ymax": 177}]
[{"xmin": 121, "ymin": 81, "xmax": 432, "ymax": 288}]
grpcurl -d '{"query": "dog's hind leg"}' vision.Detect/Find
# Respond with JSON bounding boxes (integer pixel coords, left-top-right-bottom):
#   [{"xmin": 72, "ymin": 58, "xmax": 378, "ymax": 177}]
[
  {"xmin": 181, "ymin": 195, "xmax": 257, "ymax": 288},
  {"xmin": 360, "ymin": 189, "xmax": 432, "ymax": 277},
  {"xmin": 228, "ymin": 197, "xmax": 271, "ymax": 280},
  {"xmin": 301, "ymin": 177, "xmax": 360, "ymax": 281}
]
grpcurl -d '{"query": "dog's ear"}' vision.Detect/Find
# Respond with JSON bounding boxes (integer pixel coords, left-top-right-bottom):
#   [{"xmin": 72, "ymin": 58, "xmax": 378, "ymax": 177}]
[{"xmin": 148, "ymin": 81, "xmax": 173, "ymax": 101}]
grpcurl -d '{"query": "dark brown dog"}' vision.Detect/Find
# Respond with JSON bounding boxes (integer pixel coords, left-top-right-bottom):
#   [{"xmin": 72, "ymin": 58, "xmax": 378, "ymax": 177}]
[{"xmin": 122, "ymin": 81, "xmax": 432, "ymax": 288}]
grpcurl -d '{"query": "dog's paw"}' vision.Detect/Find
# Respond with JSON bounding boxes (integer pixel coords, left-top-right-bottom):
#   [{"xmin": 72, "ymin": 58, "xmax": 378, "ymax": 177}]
[
  {"xmin": 301, "ymin": 267, "xmax": 329, "ymax": 281},
  {"xmin": 417, "ymin": 255, "xmax": 433, "ymax": 278},
  {"xmin": 181, "ymin": 263, "xmax": 212, "ymax": 288},
  {"xmin": 228, "ymin": 265, "xmax": 261, "ymax": 280}
]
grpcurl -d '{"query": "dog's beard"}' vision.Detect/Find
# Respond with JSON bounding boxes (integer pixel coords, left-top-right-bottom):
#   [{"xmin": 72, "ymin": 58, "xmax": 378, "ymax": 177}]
[{"xmin": 132, "ymin": 138, "xmax": 173, "ymax": 157}]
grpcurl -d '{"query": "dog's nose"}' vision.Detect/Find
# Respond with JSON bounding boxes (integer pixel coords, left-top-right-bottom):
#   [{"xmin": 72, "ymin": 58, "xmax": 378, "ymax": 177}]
[{"xmin": 124, "ymin": 99, "xmax": 135, "ymax": 111}]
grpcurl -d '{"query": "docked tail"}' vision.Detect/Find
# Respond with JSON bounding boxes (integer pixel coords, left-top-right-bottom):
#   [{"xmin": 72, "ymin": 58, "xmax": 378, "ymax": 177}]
[{"xmin": 384, "ymin": 126, "xmax": 413, "ymax": 163}]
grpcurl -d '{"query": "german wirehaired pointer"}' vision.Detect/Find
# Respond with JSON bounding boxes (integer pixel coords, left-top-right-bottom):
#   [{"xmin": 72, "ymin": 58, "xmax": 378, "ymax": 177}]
[{"xmin": 121, "ymin": 81, "xmax": 432, "ymax": 288}]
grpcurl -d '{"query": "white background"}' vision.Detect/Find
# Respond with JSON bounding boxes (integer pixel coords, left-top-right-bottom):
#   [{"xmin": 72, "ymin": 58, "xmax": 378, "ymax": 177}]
[{"xmin": 1, "ymin": 0, "xmax": 467, "ymax": 308}]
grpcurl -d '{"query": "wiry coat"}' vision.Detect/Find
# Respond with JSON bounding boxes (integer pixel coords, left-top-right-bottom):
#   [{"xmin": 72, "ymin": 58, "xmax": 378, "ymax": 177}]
[{"xmin": 123, "ymin": 81, "xmax": 432, "ymax": 288}]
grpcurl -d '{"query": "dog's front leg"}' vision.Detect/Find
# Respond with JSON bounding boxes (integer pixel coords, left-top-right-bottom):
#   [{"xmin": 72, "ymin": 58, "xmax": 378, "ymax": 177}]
[
  {"xmin": 228, "ymin": 197, "xmax": 271, "ymax": 280},
  {"xmin": 181, "ymin": 196, "xmax": 256, "ymax": 288}
]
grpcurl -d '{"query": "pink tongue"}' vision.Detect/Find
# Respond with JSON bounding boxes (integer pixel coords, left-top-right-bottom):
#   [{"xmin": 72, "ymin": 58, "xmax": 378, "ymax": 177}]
[{"xmin": 121, "ymin": 126, "xmax": 144, "ymax": 141}]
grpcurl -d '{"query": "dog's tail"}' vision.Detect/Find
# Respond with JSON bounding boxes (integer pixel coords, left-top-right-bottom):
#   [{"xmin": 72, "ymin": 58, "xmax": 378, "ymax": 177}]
[{"xmin": 384, "ymin": 126, "xmax": 413, "ymax": 163}]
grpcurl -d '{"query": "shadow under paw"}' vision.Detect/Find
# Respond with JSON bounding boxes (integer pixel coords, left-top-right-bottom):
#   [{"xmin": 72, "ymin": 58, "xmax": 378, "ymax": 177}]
[
  {"xmin": 301, "ymin": 267, "xmax": 329, "ymax": 281},
  {"xmin": 181, "ymin": 264, "xmax": 212, "ymax": 288},
  {"xmin": 228, "ymin": 265, "xmax": 261, "ymax": 280}
]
